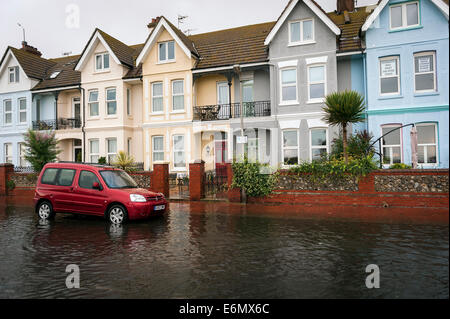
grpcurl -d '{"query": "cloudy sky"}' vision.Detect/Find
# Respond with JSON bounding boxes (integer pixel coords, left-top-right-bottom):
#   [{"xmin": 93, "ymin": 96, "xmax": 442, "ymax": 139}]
[{"xmin": 1, "ymin": 0, "xmax": 378, "ymax": 59}]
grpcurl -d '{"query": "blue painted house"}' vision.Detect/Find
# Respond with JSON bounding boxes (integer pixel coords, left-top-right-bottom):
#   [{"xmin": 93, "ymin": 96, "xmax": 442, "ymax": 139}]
[{"xmin": 361, "ymin": 0, "xmax": 449, "ymax": 168}]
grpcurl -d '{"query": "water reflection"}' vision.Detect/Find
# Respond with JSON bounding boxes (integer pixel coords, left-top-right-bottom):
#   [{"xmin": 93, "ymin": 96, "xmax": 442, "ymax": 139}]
[{"xmin": 0, "ymin": 202, "xmax": 448, "ymax": 299}]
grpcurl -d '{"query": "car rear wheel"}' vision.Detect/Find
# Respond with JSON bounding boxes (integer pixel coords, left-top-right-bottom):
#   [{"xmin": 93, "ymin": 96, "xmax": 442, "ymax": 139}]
[
  {"xmin": 37, "ymin": 201, "xmax": 55, "ymax": 220},
  {"xmin": 107, "ymin": 205, "xmax": 128, "ymax": 224}
]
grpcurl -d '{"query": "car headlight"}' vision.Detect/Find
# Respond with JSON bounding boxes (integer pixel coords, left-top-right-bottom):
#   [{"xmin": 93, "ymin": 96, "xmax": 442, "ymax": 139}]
[{"xmin": 130, "ymin": 194, "xmax": 146, "ymax": 202}]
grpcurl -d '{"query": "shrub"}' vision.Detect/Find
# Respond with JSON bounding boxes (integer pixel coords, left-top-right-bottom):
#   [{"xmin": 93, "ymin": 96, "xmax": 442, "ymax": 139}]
[
  {"xmin": 331, "ymin": 130, "xmax": 375, "ymax": 159},
  {"xmin": 23, "ymin": 129, "xmax": 61, "ymax": 173},
  {"xmin": 231, "ymin": 158, "xmax": 278, "ymax": 198},
  {"xmin": 98, "ymin": 157, "xmax": 107, "ymax": 165},
  {"xmin": 112, "ymin": 151, "xmax": 136, "ymax": 172}
]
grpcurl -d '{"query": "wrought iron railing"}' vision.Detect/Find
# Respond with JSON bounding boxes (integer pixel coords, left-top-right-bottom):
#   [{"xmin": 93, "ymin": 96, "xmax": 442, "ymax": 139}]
[
  {"xmin": 14, "ymin": 166, "xmax": 35, "ymax": 173},
  {"xmin": 193, "ymin": 101, "xmax": 271, "ymax": 121},
  {"xmin": 33, "ymin": 118, "xmax": 81, "ymax": 131}
]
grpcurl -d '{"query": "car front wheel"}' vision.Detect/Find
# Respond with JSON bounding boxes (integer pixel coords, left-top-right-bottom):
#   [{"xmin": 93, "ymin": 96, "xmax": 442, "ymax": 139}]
[
  {"xmin": 107, "ymin": 205, "xmax": 128, "ymax": 224},
  {"xmin": 37, "ymin": 201, "xmax": 55, "ymax": 220}
]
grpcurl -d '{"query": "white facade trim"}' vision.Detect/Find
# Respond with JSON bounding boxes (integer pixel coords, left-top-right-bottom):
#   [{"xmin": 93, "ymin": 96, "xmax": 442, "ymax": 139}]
[
  {"xmin": 305, "ymin": 55, "xmax": 328, "ymax": 65},
  {"xmin": 278, "ymin": 60, "xmax": 299, "ymax": 68}
]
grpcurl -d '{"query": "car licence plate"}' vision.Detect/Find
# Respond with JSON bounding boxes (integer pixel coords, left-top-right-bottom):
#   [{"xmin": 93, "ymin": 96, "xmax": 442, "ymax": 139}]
[{"xmin": 154, "ymin": 205, "xmax": 165, "ymax": 211}]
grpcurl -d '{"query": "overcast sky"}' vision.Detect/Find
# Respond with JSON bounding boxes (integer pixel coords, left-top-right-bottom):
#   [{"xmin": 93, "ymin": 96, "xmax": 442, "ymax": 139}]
[{"xmin": 1, "ymin": 0, "xmax": 378, "ymax": 59}]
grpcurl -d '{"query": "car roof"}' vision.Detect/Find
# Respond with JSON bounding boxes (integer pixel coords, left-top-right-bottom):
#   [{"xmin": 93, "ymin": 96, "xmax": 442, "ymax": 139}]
[{"xmin": 43, "ymin": 162, "xmax": 119, "ymax": 171}]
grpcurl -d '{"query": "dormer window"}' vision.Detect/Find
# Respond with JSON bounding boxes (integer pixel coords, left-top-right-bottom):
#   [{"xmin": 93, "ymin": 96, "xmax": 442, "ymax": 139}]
[
  {"xmin": 390, "ymin": 1, "xmax": 420, "ymax": 30},
  {"xmin": 8, "ymin": 66, "xmax": 19, "ymax": 83},
  {"xmin": 289, "ymin": 19, "xmax": 314, "ymax": 45},
  {"xmin": 95, "ymin": 53, "xmax": 110, "ymax": 71},
  {"xmin": 158, "ymin": 41, "xmax": 175, "ymax": 63}
]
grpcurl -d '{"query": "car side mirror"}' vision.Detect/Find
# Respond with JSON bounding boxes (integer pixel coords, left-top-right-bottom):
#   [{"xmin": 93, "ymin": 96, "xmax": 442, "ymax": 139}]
[{"xmin": 92, "ymin": 182, "xmax": 102, "ymax": 190}]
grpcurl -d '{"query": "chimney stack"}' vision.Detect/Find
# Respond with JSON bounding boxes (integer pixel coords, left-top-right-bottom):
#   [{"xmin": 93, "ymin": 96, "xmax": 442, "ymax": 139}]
[
  {"xmin": 147, "ymin": 17, "xmax": 161, "ymax": 33},
  {"xmin": 337, "ymin": 0, "xmax": 355, "ymax": 14},
  {"xmin": 21, "ymin": 41, "xmax": 42, "ymax": 57}
]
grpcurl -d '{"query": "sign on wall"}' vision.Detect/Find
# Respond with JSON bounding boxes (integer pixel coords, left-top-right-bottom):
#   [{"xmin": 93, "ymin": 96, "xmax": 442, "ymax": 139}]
[{"xmin": 381, "ymin": 60, "xmax": 398, "ymax": 76}]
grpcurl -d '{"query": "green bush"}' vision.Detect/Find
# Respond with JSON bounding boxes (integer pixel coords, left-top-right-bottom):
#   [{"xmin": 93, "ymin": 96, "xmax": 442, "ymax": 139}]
[
  {"xmin": 288, "ymin": 155, "xmax": 379, "ymax": 182},
  {"xmin": 98, "ymin": 157, "xmax": 107, "ymax": 165},
  {"xmin": 6, "ymin": 180, "xmax": 15, "ymax": 191},
  {"xmin": 331, "ymin": 130, "xmax": 375, "ymax": 159},
  {"xmin": 231, "ymin": 158, "xmax": 278, "ymax": 198},
  {"xmin": 389, "ymin": 163, "xmax": 412, "ymax": 170},
  {"xmin": 23, "ymin": 129, "xmax": 61, "ymax": 173}
]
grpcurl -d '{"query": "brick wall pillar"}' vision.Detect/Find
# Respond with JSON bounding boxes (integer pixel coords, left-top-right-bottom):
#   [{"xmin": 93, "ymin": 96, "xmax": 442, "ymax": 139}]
[
  {"xmin": 226, "ymin": 162, "xmax": 241, "ymax": 203},
  {"xmin": 358, "ymin": 173, "xmax": 376, "ymax": 193},
  {"xmin": 0, "ymin": 164, "xmax": 14, "ymax": 196},
  {"xmin": 189, "ymin": 160, "xmax": 205, "ymax": 201},
  {"xmin": 152, "ymin": 163, "xmax": 169, "ymax": 197}
]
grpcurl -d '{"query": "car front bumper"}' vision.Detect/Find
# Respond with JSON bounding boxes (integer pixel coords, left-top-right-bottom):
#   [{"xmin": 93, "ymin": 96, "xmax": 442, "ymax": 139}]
[{"xmin": 127, "ymin": 200, "xmax": 168, "ymax": 220}]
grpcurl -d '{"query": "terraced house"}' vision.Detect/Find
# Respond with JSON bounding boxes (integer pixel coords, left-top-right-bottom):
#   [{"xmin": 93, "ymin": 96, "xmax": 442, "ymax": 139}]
[
  {"xmin": 0, "ymin": 43, "xmax": 52, "ymax": 167},
  {"xmin": 362, "ymin": 0, "xmax": 449, "ymax": 168}
]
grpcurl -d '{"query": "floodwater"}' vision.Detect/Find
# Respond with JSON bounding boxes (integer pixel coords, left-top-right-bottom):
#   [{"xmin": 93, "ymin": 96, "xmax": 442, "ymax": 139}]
[{"xmin": 0, "ymin": 200, "xmax": 448, "ymax": 299}]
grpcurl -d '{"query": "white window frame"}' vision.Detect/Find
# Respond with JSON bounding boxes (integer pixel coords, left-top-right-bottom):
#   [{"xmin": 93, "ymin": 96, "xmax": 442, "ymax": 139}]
[
  {"xmin": 172, "ymin": 80, "xmax": 185, "ymax": 112},
  {"xmin": 309, "ymin": 128, "xmax": 329, "ymax": 162},
  {"xmin": 8, "ymin": 66, "xmax": 19, "ymax": 83},
  {"xmin": 280, "ymin": 68, "xmax": 298, "ymax": 105},
  {"xmin": 172, "ymin": 134, "xmax": 186, "ymax": 171},
  {"xmin": 416, "ymin": 123, "xmax": 439, "ymax": 167},
  {"xmin": 4, "ymin": 143, "xmax": 12, "ymax": 164},
  {"xmin": 389, "ymin": 1, "xmax": 420, "ymax": 31},
  {"xmin": 106, "ymin": 87, "xmax": 117, "ymax": 116},
  {"xmin": 151, "ymin": 82, "xmax": 164, "ymax": 114},
  {"xmin": 414, "ymin": 51, "xmax": 437, "ymax": 93},
  {"xmin": 126, "ymin": 88, "xmax": 132, "ymax": 116},
  {"xmin": 289, "ymin": 18, "xmax": 315, "ymax": 46},
  {"xmin": 88, "ymin": 90, "xmax": 99, "ymax": 118},
  {"xmin": 307, "ymin": 64, "xmax": 327, "ymax": 103},
  {"xmin": 95, "ymin": 52, "xmax": 110, "ymax": 72},
  {"xmin": 18, "ymin": 98, "xmax": 27, "ymax": 124},
  {"xmin": 217, "ymin": 81, "xmax": 230, "ymax": 105},
  {"xmin": 18, "ymin": 142, "xmax": 27, "ymax": 167},
  {"xmin": 106, "ymin": 138, "xmax": 117, "ymax": 164},
  {"xmin": 379, "ymin": 56, "xmax": 401, "ymax": 96},
  {"xmin": 282, "ymin": 129, "xmax": 299, "ymax": 167},
  {"xmin": 381, "ymin": 124, "xmax": 403, "ymax": 166},
  {"xmin": 158, "ymin": 41, "xmax": 175, "ymax": 63},
  {"xmin": 152, "ymin": 136, "xmax": 164, "ymax": 162},
  {"xmin": 4, "ymin": 99, "xmax": 12, "ymax": 125},
  {"xmin": 89, "ymin": 139, "xmax": 100, "ymax": 163}
]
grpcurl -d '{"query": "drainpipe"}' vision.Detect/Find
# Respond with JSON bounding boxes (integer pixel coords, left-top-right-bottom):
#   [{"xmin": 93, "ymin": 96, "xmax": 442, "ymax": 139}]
[
  {"xmin": 80, "ymin": 85, "xmax": 86, "ymax": 162},
  {"xmin": 362, "ymin": 48, "xmax": 368, "ymax": 132}
]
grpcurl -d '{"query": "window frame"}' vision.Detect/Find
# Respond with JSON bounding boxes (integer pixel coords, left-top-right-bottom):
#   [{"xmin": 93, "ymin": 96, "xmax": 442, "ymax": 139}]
[
  {"xmin": 106, "ymin": 138, "xmax": 117, "ymax": 164},
  {"xmin": 307, "ymin": 64, "xmax": 327, "ymax": 103},
  {"xmin": 280, "ymin": 68, "xmax": 298, "ymax": 104},
  {"xmin": 414, "ymin": 51, "xmax": 437, "ymax": 93},
  {"xmin": 381, "ymin": 124, "xmax": 403, "ymax": 166},
  {"xmin": 389, "ymin": 1, "xmax": 420, "ymax": 31},
  {"xmin": 56, "ymin": 169, "xmax": 77, "ymax": 187},
  {"xmin": 158, "ymin": 41, "xmax": 175, "ymax": 63},
  {"xmin": 4, "ymin": 143, "xmax": 13, "ymax": 164},
  {"xmin": 89, "ymin": 139, "xmax": 100, "ymax": 163},
  {"xmin": 172, "ymin": 79, "xmax": 185, "ymax": 112},
  {"xmin": 379, "ymin": 56, "xmax": 401, "ymax": 96},
  {"xmin": 19, "ymin": 142, "xmax": 27, "ymax": 167},
  {"xmin": 8, "ymin": 66, "xmax": 19, "ymax": 83},
  {"xmin": 88, "ymin": 90, "xmax": 99, "ymax": 118},
  {"xmin": 152, "ymin": 136, "xmax": 165, "ymax": 162},
  {"xmin": 105, "ymin": 87, "xmax": 117, "ymax": 116},
  {"xmin": 416, "ymin": 123, "xmax": 439, "ymax": 167},
  {"xmin": 18, "ymin": 98, "xmax": 27, "ymax": 124},
  {"xmin": 3, "ymin": 99, "xmax": 12, "ymax": 125},
  {"xmin": 309, "ymin": 128, "xmax": 329, "ymax": 162},
  {"xmin": 78, "ymin": 170, "xmax": 101, "ymax": 190},
  {"xmin": 288, "ymin": 18, "xmax": 315, "ymax": 46},
  {"xmin": 282, "ymin": 129, "xmax": 300, "ymax": 167},
  {"xmin": 151, "ymin": 82, "xmax": 164, "ymax": 114},
  {"xmin": 126, "ymin": 88, "xmax": 132, "ymax": 116},
  {"xmin": 172, "ymin": 134, "xmax": 186, "ymax": 171},
  {"xmin": 95, "ymin": 52, "xmax": 110, "ymax": 72}
]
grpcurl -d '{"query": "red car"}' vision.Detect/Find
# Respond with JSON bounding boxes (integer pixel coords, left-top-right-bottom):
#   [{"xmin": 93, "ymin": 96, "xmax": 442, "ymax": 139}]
[{"xmin": 34, "ymin": 163, "xmax": 167, "ymax": 224}]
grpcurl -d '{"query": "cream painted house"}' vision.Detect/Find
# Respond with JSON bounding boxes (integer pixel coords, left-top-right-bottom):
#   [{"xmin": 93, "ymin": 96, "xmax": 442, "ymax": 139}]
[
  {"xmin": 73, "ymin": 29, "xmax": 144, "ymax": 164},
  {"xmin": 136, "ymin": 17, "xmax": 199, "ymax": 173}
]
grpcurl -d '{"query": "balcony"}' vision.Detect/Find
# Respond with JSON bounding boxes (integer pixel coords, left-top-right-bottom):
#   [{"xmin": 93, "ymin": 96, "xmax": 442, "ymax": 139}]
[
  {"xmin": 32, "ymin": 118, "xmax": 81, "ymax": 131},
  {"xmin": 193, "ymin": 101, "xmax": 271, "ymax": 122}
]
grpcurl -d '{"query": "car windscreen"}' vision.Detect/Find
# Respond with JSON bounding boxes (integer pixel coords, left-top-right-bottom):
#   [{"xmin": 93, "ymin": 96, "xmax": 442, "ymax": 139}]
[{"xmin": 99, "ymin": 170, "xmax": 138, "ymax": 189}]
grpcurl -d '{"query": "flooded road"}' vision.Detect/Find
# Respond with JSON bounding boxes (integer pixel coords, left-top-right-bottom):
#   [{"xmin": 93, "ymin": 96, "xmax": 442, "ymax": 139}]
[{"xmin": 0, "ymin": 201, "xmax": 448, "ymax": 299}]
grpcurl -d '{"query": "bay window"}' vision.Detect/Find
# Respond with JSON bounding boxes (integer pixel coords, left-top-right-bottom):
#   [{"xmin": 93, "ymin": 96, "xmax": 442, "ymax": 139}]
[
  {"xmin": 88, "ymin": 90, "xmax": 99, "ymax": 117},
  {"xmin": 4, "ymin": 100, "xmax": 12, "ymax": 125},
  {"xmin": 281, "ymin": 68, "xmax": 297, "ymax": 103},
  {"xmin": 282, "ymin": 130, "xmax": 299, "ymax": 166},
  {"xmin": 152, "ymin": 136, "xmax": 164, "ymax": 162},
  {"xmin": 173, "ymin": 135, "xmax": 185, "ymax": 170},
  {"xmin": 107, "ymin": 138, "xmax": 117, "ymax": 163},
  {"xmin": 172, "ymin": 80, "xmax": 184, "ymax": 111},
  {"xmin": 310, "ymin": 128, "xmax": 328, "ymax": 161},
  {"xmin": 308, "ymin": 65, "xmax": 326, "ymax": 102},
  {"xmin": 417, "ymin": 123, "xmax": 438, "ymax": 165},
  {"xmin": 4, "ymin": 143, "xmax": 12, "ymax": 163},
  {"xmin": 106, "ymin": 88, "xmax": 117, "ymax": 116},
  {"xmin": 89, "ymin": 139, "xmax": 99, "ymax": 163},
  {"xmin": 19, "ymin": 98, "xmax": 27, "ymax": 123},
  {"xmin": 381, "ymin": 125, "xmax": 402, "ymax": 165},
  {"xmin": 152, "ymin": 82, "xmax": 163, "ymax": 113}
]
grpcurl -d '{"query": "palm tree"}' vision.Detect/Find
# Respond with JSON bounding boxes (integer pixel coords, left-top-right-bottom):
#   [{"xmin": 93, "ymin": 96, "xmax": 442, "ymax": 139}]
[
  {"xmin": 112, "ymin": 151, "xmax": 136, "ymax": 172},
  {"xmin": 323, "ymin": 90, "xmax": 366, "ymax": 163}
]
